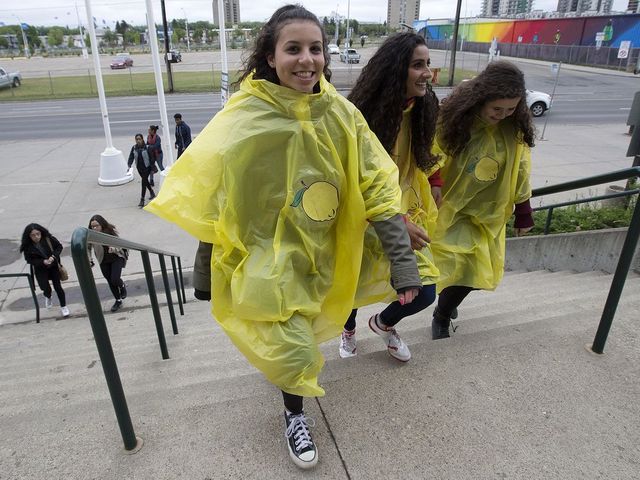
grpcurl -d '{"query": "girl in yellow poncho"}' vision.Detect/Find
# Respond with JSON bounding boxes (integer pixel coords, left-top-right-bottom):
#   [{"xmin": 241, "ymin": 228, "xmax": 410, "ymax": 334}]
[
  {"xmin": 145, "ymin": 5, "xmax": 421, "ymax": 470},
  {"xmin": 430, "ymin": 60, "xmax": 536, "ymax": 340},
  {"xmin": 336, "ymin": 33, "xmax": 443, "ymax": 362}
]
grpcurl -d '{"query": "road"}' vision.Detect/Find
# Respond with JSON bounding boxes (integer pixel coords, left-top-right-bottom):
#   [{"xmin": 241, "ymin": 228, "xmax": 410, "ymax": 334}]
[{"xmin": 0, "ymin": 51, "xmax": 637, "ymax": 141}]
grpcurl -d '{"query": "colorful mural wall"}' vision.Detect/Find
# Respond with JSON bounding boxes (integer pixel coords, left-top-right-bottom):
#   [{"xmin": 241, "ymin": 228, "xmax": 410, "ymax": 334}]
[{"xmin": 415, "ymin": 14, "xmax": 640, "ymax": 48}]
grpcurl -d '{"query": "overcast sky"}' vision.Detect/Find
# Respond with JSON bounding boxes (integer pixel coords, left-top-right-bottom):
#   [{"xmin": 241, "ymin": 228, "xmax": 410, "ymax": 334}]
[{"xmin": 0, "ymin": 0, "xmax": 631, "ymax": 28}]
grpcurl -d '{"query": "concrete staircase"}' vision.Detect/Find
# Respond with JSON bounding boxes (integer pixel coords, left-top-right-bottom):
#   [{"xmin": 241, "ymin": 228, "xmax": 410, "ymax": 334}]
[{"xmin": 1, "ymin": 269, "xmax": 639, "ymax": 479}]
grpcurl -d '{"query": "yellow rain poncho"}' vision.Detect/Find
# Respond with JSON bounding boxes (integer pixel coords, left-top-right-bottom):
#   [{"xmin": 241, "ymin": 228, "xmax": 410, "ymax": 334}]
[
  {"xmin": 431, "ymin": 117, "xmax": 531, "ymax": 292},
  {"xmin": 146, "ymin": 74, "xmax": 402, "ymax": 397},
  {"xmin": 355, "ymin": 103, "xmax": 443, "ymax": 306}
]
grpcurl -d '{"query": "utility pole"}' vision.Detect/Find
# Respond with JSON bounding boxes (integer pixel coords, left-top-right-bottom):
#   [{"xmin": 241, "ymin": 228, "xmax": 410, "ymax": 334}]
[
  {"xmin": 182, "ymin": 8, "xmax": 191, "ymax": 51},
  {"xmin": 447, "ymin": 0, "xmax": 463, "ymax": 86},
  {"xmin": 160, "ymin": 0, "xmax": 174, "ymax": 92}
]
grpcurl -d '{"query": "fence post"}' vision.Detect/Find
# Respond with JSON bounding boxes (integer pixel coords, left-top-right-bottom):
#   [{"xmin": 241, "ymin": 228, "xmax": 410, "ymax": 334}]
[
  {"xmin": 48, "ymin": 71, "xmax": 54, "ymax": 95},
  {"xmin": 171, "ymin": 256, "xmax": 185, "ymax": 315},
  {"xmin": 158, "ymin": 254, "xmax": 179, "ymax": 335}
]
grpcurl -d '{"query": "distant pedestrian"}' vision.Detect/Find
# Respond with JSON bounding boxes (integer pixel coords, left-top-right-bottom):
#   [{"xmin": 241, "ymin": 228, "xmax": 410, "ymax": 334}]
[
  {"xmin": 88, "ymin": 215, "xmax": 128, "ymax": 313},
  {"xmin": 147, "ymin": 124, "xmax": 164, "ymax": 186},
  {"xmin": 20, "ymin": 223, "xmax": 70, "ymax": 318},
  {"xmin": 174, "ymin": 113, "xmax": 192, "ymax": 158},
  {"xmin": 127, "ymin": 133, "xmax": 157, "ymax": 208}
]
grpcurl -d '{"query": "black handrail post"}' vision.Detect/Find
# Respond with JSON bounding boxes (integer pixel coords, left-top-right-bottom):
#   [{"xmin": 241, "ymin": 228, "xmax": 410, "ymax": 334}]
[
  {"xmin": 141, "ymin": 251, "xmax": 170, "ymax": 360},
  {"xmin": 171, "ymin": 256, "xmax": 184, "ymax": 315},
  {"xmin": 591, "ymin": 198, "xmax": 640, "ymax": 354},
  {"xmin": 544, "ymin": 207, "xmax": 553, "ymax": 235},
  {"xmin": 158, "ymin": 255, "xmax": 179, "ymax": 335},
  {"xmin": 70, "ymin": 228, "xmax": 141, "ymax": 451},
  {"xmin": 177, "ymin": 257, "xmax": 186, "ymax": 302},
  {"xmin": 28, "ymin": 273, "xmax": 39, "ymax": 323}
]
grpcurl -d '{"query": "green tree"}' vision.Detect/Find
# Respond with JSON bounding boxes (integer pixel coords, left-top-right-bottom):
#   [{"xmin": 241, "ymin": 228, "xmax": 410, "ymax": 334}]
[
  {"xmin": 102, "ymin": 29, "xmax": 118, "ymax": 47},
  {"xmin": 68, "ymin": 35, "xmax": 75, "ymax": 48},
  {"xmin": 193, "ymin": 27, "xmax": 203, "ymax": 44},
  {"xmin": 85, "ymin": 33, "xmax": 91, "ymax": 48},
  {"xmin": 47, "ymin": 27, "xmax": 65, "ymax": 47},
  {"xmin": 0, "ymin": 37, "xmax": 8, "ymax": 48},
  {"xmin": 124, "ymin": 30, "xmax": 139, "ymax": 46}
]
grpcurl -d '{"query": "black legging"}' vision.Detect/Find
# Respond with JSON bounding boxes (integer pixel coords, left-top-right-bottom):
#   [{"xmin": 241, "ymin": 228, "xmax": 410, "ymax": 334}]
[
  {"xmin": 138, "ymin": 167, "xmax": 155, "ymax": 199},
  {"xmin": 282, "ymin": 390, "xmax": 304, "ymax": 415},
  {"xmin": 437, "ymin": 285, "xmax": 475, "ymax": 317},
  {"xmin": 36, "ymin": 266, "xmax": 66, "ymax": 307},
  {"xmin": 344, "ymin": 283, "xmax": 437, "ymax": 330},
  {"xmin": 100, "ymin": 257, "xmax": 126, "ymax": 300}
]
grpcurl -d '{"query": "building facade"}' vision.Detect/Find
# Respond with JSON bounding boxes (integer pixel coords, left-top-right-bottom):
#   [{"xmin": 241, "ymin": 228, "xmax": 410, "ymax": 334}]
[
  {"xmin": 213, "ymin": 0, "xmax": 240, "ymax": 27},
  {"xmin": 481, "ymin": 0, "xmax": 534, "ymax": 16},
  {"xmin": 627, "ymin": 0, "xmax": 639, "ymax": 13},
  {"xmin": 387, "ymin": 0, "xmax": 420, "ymax": 30}
]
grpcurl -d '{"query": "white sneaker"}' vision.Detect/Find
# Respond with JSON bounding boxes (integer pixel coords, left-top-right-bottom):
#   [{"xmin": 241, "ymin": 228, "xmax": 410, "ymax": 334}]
[
  {"xmin": 61, "ymin": 306, "xmax": 70, "ymax": 317},
  {"xmin": 284, "ymin": 411, "xmax": 318, "ymax": 469},
  {"xmin": 339, "ymin": 329, "xmax": 357, "ymax": 358},
  {"xmin": 368, "ymin": 313, "xmax": 411, "ymax": 362},
  {"xmin": 44, "ymin": 296, "xmax": 53, "ymax": 308}
]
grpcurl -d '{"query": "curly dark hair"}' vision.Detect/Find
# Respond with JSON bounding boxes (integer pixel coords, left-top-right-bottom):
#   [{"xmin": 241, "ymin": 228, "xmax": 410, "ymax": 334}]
[
  {"xmin": 238, "ymin": 4, "xmax": 331, "ymax": 88},
  {"xmin": 19, "ymin": 223, "xmax": 51, "ymax": 252},
  {"xmin": 347, "ymin": 32, "xmax": 439, "ymax": 172},
  {"xmin": 437, "ymin": 60, "xmax": 535, "ymax": 158},
  {"xmin": 88, "ymin": 214, "xmax": 119, "ymax": 236}
]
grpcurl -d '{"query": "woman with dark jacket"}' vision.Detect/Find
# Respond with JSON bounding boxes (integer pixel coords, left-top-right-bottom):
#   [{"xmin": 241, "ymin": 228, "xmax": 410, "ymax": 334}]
[
  {"xmin": 19, "ymin": 223, "xmax": 70, "ymax": 317},
  {"xmin": 88, "ymin": 215, "xmax": 128, "ymax": 313},
  {"xmin": 127, "ymin": 133, "xmax": 156, "ymax": 208},
  {"xmin": 146, "ymin": 124, "xmax": 164, "ymax": 186}
]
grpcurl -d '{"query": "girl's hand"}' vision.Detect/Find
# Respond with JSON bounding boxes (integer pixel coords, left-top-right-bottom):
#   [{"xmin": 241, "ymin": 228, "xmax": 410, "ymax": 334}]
[
  {"xmin": 430, "ymin": 186, "xmax": 443, "ymax": 208},
  {"xmin": 406, "ymin": 220, "xmax": 430, "ymax": 250},
  {"xmin": 515, "ymin": 227, "xmax": 533, "ymax": 237},
  {"xmin": 397, "ymin": 288, "xmax": 420, "ymax": 305}
]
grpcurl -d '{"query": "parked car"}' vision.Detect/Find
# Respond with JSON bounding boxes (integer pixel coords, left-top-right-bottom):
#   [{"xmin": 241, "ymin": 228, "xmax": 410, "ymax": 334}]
[
  {"xmin": 0, "ymin": 67, "xmax": 22, "ymax": 88},
  {"xmin": 168, "ymin": 49, "xmax": 182, "ymax": 63},
  {"xmin": 526, "ymin": 89, "xmax": 552, "ymax": 117},
  {"xmin": 110, "ymin": 53, "xmax": 133, "ymax": 69},
  {"xmin": 327, "ymin": 43, "xmax": 340, "ymax": 54},
  {"xmin": 339, "ymin": 48, "xmax": 361, "ymax": 64}
]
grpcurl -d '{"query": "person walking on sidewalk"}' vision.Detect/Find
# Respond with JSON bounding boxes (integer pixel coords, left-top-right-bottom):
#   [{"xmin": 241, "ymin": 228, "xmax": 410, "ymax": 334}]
[
  {"xmin": 127, "ymin": 133, "xmax": 156, "ymax": 208},
  {"xmin": 20, "ymin": 223, "xmax": 70, "ymax": 318},
  {"xmin": 338, "ymin": 32, "xmax": 442, "ymax": 361},
  {"xmin": 430, "ymin": 60, "xmax": 535, "ymax": 340},
  {"xmin": 173, "ymin": 113, "xmax": 191, "ymax": 158},
  {"xmin": 146, "ymin": 124, "xmax": 164, "ymax": 186},
  {"xmin": 147, "ymin": 5, "xmax": 420, "ymax": 470},
  {"xmin": 88, "ymin": 215, "xmax": 128, "ymax": 313}
]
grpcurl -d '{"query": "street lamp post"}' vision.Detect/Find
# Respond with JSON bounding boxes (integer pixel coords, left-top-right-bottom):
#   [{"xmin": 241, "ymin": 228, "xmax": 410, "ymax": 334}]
[
  {"xmin": 181, "ymin": 8, "xmax": 190, "ymax": 52},
  {"xmin": 13, "ymin": 15, "xmax": 30, "ymax": 58}
]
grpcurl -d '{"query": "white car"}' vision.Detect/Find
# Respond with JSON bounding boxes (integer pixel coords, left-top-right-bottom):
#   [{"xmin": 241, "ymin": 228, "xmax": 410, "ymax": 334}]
[
  {"xmin": 527, "ymin": 89, "xmax": 552, "ymax": 117},
  {"xmin": 327, "ymin": 44, "xmax": 340, "ymax": 54}
]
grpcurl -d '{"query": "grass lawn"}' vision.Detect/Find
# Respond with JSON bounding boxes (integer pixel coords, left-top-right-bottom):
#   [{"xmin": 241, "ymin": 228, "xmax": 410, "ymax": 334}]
[{"xmin": 0, "ymin": 70, "xmax": 242, "ymax": 101}]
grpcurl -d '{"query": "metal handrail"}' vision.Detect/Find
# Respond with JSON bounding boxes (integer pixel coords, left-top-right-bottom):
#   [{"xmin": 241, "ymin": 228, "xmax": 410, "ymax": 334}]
[
  {"xmin": 0, "ymin": 272, "xmax": 40, "ymax": 323},
  {"xmin": 529, "ymin": 166, "xmax": 640, "ymax": 355},
  {"xmin": 70, "ymin": 227, "xmax": 186, "ymax": 451}
]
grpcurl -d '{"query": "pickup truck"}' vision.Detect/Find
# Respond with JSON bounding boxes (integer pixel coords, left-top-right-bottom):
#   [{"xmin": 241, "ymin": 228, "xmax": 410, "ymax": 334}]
[
  {"xmin": 339, "ymin": 48, "xmax": 361, "ymax": 64},
  {"xmin": 0, "ymin": 67, "xmax": 22, "ymax": 88}
]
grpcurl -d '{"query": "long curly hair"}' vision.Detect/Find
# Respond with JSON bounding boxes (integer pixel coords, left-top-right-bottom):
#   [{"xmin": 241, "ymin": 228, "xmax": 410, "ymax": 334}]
[
  {"xmin": 238, "ymin": 4, "xmax": 332, "ymax": 87},
  {"xmin": 347, "ymin": 32, "xmax": 439, "ymax": 172},
  {"xmin": 438, "ymin": 60, "xmax": 535, "ymax": 158},
  {"xmin": 19, "ymin": 223, "xmax": 51, "ymax": 252},
  {"xmin": 88, "ymin": 214, "xmax": 119, "ymax": 236}
]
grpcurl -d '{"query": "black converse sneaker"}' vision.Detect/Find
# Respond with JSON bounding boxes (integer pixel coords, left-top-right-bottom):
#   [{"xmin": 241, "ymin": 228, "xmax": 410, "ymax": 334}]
[{"xmin": 284, "ymin": 411, "xmax": 318, "ymax": 469}]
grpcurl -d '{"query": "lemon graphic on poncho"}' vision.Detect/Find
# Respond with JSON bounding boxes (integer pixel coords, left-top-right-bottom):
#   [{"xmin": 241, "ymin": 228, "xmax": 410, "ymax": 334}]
[
  {"xmin": 474, "ymin": 156, "xmax": 499, "ymax": 182},
  {"xmin": 291, "ymin": 180, "xmax": 339, "ymax": 221}
]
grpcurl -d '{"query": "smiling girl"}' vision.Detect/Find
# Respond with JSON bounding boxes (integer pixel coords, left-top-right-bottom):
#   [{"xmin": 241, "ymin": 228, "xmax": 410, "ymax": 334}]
[
  {"xmin": 146, "ymin": 4, "xmax": 420, "ymax": 469},
  {"xmin": 430, "ymin": 60, "xmax": 536, "ymax": 339}
]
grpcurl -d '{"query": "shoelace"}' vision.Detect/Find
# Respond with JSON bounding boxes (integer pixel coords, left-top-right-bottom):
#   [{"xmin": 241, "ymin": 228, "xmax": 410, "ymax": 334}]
[{"xmin": 285, "ymin": 414, "xmax": 316, "ymax": 451}]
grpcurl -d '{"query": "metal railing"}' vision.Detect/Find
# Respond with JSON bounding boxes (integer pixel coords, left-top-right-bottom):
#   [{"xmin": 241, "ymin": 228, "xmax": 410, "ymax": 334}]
[
  {"xmin": 70, "ymin": 227, "xmax": 186, "ymax": 451},
  {"xmin": 0, "ymin": 272, "xmax": 40, "ymax": 323},
  {"xmin": 530, "ymin": 167, "xmax": 640, "ymax": 355}
]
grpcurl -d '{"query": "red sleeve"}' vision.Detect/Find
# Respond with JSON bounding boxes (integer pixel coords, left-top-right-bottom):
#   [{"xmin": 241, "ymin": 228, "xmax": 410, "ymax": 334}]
[
  {"xmin": 428, "ymin": 169, "xmax": 443, "ymax": 187},
  {"xmin": 513, "ymin": 199, "xmax": 534, "ymax": 229}
]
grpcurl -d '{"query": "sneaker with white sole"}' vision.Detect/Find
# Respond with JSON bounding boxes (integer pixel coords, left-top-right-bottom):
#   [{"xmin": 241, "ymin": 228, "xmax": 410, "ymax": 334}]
[
  {"xmin": 368, "ymin": 313, "xmax": 411, "ymax": 362},
  {"xmin": 339, "ymin": 329, "xmax": 357, "ymax": 358},
  {"xmin": 284, "ymin": 411, "xmax": 318, "ymax": 469},
  {"xmin": 61, "ymin": 306, "xmax": 70, "ymax": 317},
  {"xmin": 44, "ymin": 296, "xmax": 53, "ymax": 309}
]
